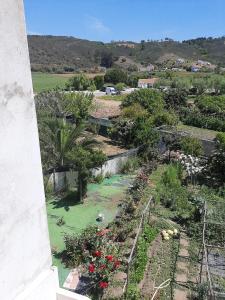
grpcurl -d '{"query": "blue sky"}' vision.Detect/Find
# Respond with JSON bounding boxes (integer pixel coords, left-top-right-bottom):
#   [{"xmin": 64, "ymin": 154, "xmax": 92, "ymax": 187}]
[{"xmin": 24, "ymin": 0, "xmax": 225, "ymax": 42}]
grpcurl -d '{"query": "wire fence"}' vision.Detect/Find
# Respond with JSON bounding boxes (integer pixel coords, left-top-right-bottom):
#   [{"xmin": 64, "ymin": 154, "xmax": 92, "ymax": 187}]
[
  {"xmin": 199, "ymin": 200, "xmax": 225, "ymax": 299},
  {"xmin": 122, "ymin": 196, "xmax": 154, "ymax": 296}
]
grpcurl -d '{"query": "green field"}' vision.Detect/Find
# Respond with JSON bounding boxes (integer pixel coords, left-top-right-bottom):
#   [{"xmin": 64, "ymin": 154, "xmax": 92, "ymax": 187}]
[
  {"xmin": 99, "ymin": 94, "xmax": 126, "ymax": 101},
  {"xmin": 47, "ymin": 174, "xmax": 134, "ymax": 286},
  {"xmin": 32, "ymin": 72, "xmax": 69, "ymax": 93}
]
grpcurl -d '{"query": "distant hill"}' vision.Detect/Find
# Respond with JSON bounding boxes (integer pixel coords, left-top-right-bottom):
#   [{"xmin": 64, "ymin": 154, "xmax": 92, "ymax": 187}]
[{"xmin": 28, "ymin": 35, "xmax": 225, "ymax": 72}]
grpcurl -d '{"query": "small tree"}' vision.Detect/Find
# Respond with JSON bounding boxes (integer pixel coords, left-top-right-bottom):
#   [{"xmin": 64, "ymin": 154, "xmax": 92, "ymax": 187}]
[
  {"xmin": 94, "ymin": 75, "xmax": 105, "ymax": 90},
  {"xmin": 66, "ymin": 74, "xmax": 92, "ymax": 91},
  {"xmin": 67, "ymin": 146, "xmax": 106, "ymax": 201},
  {"xmin": 115, "ymin": 82, "xmax": 126, "ymax": 94},
  {"xmin": 63, "ymin": 92, "xmax": 94, "ymax": 126},
  {"xmin": 104, "ymin": 68, "xmax": 128, "ymax": 84}
]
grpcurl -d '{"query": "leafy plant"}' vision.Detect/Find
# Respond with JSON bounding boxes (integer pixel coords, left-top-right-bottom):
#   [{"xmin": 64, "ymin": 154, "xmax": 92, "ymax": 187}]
[
  {"xmin": 133, "ymin": 225, "xmax": 158, "ymax": 283},
  {"xmin": 56, "ymin": 217, "xmax": 65, "ymax": 226},
  {"xmin": 180, "ymin": 136, "xmax": 203, "ymax": 157}
]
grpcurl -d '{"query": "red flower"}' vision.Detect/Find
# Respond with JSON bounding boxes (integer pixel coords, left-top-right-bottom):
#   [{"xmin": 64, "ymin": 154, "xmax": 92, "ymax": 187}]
[
  {"xmin": 89, "ymin": 264, "xmax": 95, "ymax": 273},
  {"xmin": 93, "ymin": 250, "xmax": 102, "ymax": 257},
  {"xmin": 114, "ymin": 260, "xmax": 121, "ymax": 268},
  {"xmin": 99, "ymin": 281, "xmax": 108, "ymax": 289},
  {"xmin": 106, "ymin": 255, "xmax": 114, "ymax": 262},
  {"xmin": 99, "ymin": 264, "xmax": 106, "ymax": 270}
]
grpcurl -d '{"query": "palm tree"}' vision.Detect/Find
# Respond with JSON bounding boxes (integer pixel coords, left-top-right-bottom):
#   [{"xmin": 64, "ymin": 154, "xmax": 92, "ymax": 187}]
[{"xmin": 40, "ymin": 117, "xmax": 106, "ymax": 201}]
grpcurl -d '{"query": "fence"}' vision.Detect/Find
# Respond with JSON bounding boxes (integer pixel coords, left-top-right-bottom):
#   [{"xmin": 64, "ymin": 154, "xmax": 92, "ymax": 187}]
[
  {"xmin": 122, "ymin": 197, "xmax": 154, "ymax": 296},
  {"xmin": 199, "ymin": 200, "xmax": 225, "ymax": 299}
]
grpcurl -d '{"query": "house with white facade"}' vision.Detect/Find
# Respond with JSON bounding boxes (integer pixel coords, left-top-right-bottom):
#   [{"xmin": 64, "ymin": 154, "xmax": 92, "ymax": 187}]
[{"xmin": 138, "ymin": 78, "xmax": 158, "ymax": 88}]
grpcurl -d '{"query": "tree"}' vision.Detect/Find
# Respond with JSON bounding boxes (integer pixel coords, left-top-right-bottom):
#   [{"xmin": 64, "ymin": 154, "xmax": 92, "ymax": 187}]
[
  {"xmin": 67, "ymin": 146, "xmax": 106, "ymax": 201},
  {"xmin": 39, "ymin": 118, "xmax": 85, "ymax": 171},
  {"xmin": 206, "ymin": 133, "xmax": 225, "ymax": 187},
  {"xmin": 104, "ymin": 68, "xmax": 128, "ymax": 84},
  {"xmin": 100, "ymin": 51, "xmax": 113, "ymax": 68},
  {"xmin": 66, "ymin": 74, "xmax": 92, "ymax": 91},
  {"xmin": 40, "ymin": 118, "xmax": 106, "ymax": 200},
  {"xmin": 191, "ymin": 78, "xmax": 208, "ymax": 95},
  {"xmin": 94, "ymin": 75, "xmax": 105, "ymax": 90},
  {"xmin": 115, "ymin": 82, "xmax": 126, "ymax": 94},
  {"xmin": 36, "ymin": 91, "xmax": 105, "ymax": 200},
  {"xmin": 141, "ymin": 40, "xmax": 145, "ymax": 51},
  {"xmin": 164, "ymin": 88, "xmax": 188, "ymax": 109},
  {"xmin": 122, "ymin": 89, "xmax": 165, "ymax": 115},
  {"xmin": 63, "ymin": 92, "xmax": 94, "ymax": 125}
]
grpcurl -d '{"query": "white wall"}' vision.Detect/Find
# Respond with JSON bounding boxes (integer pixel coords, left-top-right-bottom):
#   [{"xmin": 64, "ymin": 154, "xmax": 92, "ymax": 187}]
[
  {"xmin": 0, "ymin": 1, "xmax": 56, "ymax": 299},
  {"xmin": 0, "ymin": 1, "xmax": 89, "ymax": 300}
]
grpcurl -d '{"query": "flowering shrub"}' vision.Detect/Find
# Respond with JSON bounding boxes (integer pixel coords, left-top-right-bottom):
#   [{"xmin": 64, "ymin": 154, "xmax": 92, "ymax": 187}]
[
  {"xmin": 129, "ymin": 171, "xmax": 149, "ymax": 202},
  {"xmin": 87, "ymin": 250, "xmax": 121, "ymax": 292},
  {"xmin": 64, "ymin": 226, "xmax": 115, "ymax": 267},
  {"xmin": 177, "ymin": 153, "xmax": 205, "ymax": 177}
]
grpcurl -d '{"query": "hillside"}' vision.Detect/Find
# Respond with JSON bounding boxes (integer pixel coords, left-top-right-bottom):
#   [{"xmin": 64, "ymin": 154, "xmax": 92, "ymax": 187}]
[{"xmin": 28, "ymin": 35, "xmax": 225, "ymax": 72}]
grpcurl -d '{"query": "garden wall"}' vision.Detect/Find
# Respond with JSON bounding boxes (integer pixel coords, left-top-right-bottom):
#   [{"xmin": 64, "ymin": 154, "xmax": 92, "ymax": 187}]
[
  {"xmin": 46, "ymin": 148, "xmax": 138, "ymax": 192},
  {"xmin": 92, "ymin": 148, "xmax": 139, "ymax": 177},
  {"xmin": 158, "ymin": 128, "xmax": 216, "ymax": 156}
]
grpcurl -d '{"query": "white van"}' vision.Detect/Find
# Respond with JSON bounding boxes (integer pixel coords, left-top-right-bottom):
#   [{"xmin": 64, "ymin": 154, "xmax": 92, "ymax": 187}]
[{"xmin": 106, "ymin": 87, "xmax": 117, "ymax": 95}]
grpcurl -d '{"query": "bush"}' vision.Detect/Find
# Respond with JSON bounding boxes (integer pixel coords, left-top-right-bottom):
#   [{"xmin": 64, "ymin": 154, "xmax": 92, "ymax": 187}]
[
  {"xmin": 153, "ymin": 110, "xmax": 179, "ymax": 127},
  {"xmin": 122, "ymin": 103, "xmax": 148, "ymax": 120},
  {"xmin": 126, "ymin": 284, "xmax": 141, "ymax": 300},
  {"xmin": 180, "ymin": 107, "xmax": 225, "ymax": 132},
  {"xmin": 180, "ymin": 136, "xmax": 203, "ymax": 157},
  {"xmin": 161, "ymin": 164, "xmax": 182, "ymax": 189},
  {"xmin": 92, "ymin": 174, "xmax": 104, "ymax": 184},
  {"xmin": 195, "ymin": 95, "xmax": 225, "ymax": 116},
  {"xmin": 120, "ymin": 157, "xmax": 140, "ymax": 174}
]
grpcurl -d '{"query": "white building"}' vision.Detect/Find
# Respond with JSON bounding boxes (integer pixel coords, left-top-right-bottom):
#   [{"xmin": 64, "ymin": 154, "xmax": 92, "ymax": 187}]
[
  {"xmin": 138, "ymin": 78, "xmax": 158, "ymax": 88},
  {"xmin": 0, "ymin": 1, "xmax": 90, "ymax": 300}
]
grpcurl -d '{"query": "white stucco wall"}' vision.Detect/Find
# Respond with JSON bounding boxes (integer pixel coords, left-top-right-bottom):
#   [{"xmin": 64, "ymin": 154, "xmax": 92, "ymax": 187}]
[
  {"xmin": 0, "ymin": 2, "xmax": 91, "ymax": 299},
  {"xmin": 0, "ymin": 1, "xmax": 57, "ymax": 299}
]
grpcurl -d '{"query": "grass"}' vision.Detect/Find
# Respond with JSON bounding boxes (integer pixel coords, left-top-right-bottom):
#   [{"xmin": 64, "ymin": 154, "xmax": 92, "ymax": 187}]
[
  {"xmin": 47, "ymin": 174, "xmax": 134, "ymax": 286},
  {"xmin": 32, "ymin": 72, "xmax": 69, "ymax": 93},
  {"xmin": 177, "ymin": 124, "xmax": 218, "ymax": 140},
  {"xmin": 99, "ymin": 94, "xmax": 127, "ymax": 102}
]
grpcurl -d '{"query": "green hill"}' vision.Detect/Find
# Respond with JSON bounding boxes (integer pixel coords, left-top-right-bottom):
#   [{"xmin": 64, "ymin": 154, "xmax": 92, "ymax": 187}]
[{"xmin": 28, "ymin": 35, "xmax": 225, "ymax": 72}]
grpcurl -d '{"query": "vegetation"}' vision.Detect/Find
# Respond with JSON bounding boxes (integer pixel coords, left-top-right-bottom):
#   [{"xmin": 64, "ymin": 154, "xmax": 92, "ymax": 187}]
[
  {"xmin": 180, "ymin": 136, "xmax": 203, "ymax": 156},
  {"xmin": 32, "ymin": 72, "xmax": 68, "ymax": 92},
  {"xmin": 35, "ymin": 91, "xmax": 106, "ymax": 200},
  {"xmin": 29, "ymin": 35, "xmax": 225, "ymax": 72}
]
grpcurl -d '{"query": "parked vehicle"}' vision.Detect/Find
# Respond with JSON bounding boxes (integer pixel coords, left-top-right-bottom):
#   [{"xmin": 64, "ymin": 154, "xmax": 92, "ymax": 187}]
[{"xmin": 106, "ymin": 87, "xmax": 117, "ymax": 95}]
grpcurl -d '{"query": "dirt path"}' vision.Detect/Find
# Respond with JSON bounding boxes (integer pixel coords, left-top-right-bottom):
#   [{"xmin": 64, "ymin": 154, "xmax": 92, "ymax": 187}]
[
  {"xmin": 140, "ymin": 235, "xmax": 163, "ymax": 299},
  {"xmin": 174, "ymin": 233, "xmax": 190, "ymax": 300}
]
